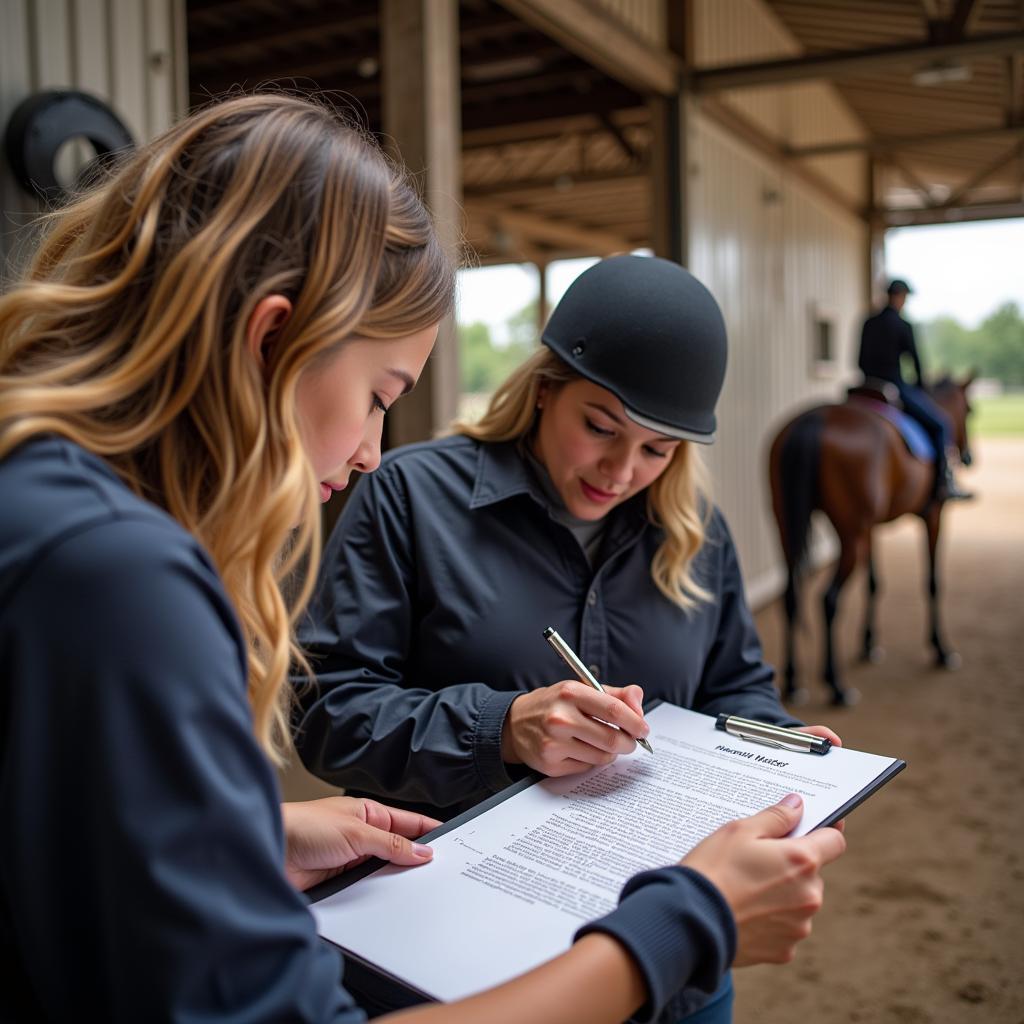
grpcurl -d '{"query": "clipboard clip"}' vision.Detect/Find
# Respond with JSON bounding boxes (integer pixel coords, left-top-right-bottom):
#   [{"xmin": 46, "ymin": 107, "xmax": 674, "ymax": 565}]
[{"xmin": 715, "ymin": 714, "xmax": 831, "ymax": 755}]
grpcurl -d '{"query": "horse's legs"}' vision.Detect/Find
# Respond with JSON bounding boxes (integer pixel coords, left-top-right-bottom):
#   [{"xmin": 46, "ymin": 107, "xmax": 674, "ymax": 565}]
[
  {"xmin": 922, "ymin": 504, "xmax": 961, "ymax": 670},
  {"xmin": 823, "ymin": 533, "xmax": 864, "ymax": 706},
  {"xmin": 782, "ymin": 572, "xmax": 807, "ymax": 704},
  {"xmin": 860, "ymin": 534, "xmax": 884, "ymax": 662}
]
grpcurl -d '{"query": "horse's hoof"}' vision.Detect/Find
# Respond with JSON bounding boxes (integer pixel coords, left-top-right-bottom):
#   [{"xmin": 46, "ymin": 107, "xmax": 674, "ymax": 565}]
[
  {"xmin": 830, "ymin": 687, "xmax": 861, "ymax": 708},
  {"xmin": 937, "ymin": 651, "xmax": 962, "ymax": 671},
  {"xmin": 861, "ymin": 646, "xmax": 885, "ymax": 664},
  {"xmin": 784, "ymin": 687, "xmax": 810, "ymax": 707}
]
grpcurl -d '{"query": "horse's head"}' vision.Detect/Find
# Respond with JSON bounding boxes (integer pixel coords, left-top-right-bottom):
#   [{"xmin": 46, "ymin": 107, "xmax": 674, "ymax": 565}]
[{"xmin": 932, "ymin": 372, "xmax": 975, "ymax": 466}]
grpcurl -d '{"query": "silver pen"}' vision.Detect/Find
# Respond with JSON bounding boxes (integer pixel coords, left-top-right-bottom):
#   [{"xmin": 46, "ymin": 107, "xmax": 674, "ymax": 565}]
[
  {"xmin": 543, "ymin": 627, "xmax": 655, "ymax": 755},
  {"xmin": 715, "ymin": 713, "xmax": 831, "ymax": 755}
]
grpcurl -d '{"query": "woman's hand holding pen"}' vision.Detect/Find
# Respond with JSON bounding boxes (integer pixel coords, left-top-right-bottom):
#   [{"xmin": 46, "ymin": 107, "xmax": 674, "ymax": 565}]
[
  {"xmin": 281, "ymin": 797, "xmax": 440, "ymax": 891},
  {"xmin": 501, "ymin": 681, "xmax": 650, "ymax": 776},
  {"xmin": 681, "ymin": 794, "xmax": 847, "ymax": 967}
]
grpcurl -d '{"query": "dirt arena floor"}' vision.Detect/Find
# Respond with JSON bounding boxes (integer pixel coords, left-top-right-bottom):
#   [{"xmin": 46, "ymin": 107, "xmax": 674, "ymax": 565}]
[{"xmin": 734, "ymin": 437, "xmax": 1024, "ymax": 1024}]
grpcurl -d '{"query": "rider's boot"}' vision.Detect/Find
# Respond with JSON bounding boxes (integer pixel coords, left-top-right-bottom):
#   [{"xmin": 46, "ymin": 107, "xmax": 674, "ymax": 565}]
[{"xmin": 935, "ymin": 462, "xmax": 974, "ymax": 502}]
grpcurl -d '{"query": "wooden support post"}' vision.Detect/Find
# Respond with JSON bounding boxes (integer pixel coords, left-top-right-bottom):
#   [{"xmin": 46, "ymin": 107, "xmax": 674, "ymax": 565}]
[
  {"xmin": 649, "ymin": 1, "xmax": 689, "ymax": 265},
  {"xmin": 536, "ymin": 261, "xmax": 548, "ymax": 332},
  {"xmin": 865, "ymin": 156, "xmax": 885, "ymax": 310},
  {"xmin": 381, "ymin": 0, "xmax": 462, "ymax": 447}
]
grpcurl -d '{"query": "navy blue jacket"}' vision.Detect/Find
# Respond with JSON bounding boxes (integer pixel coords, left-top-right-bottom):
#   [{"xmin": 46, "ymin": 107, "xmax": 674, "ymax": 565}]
[
  {"xmin": 295, "ymin": 435, "xmax": 797, "ymax": 818},
  {"xmin": 1, "ymin": 436, "xmax": 735, "ymax": 1022}
]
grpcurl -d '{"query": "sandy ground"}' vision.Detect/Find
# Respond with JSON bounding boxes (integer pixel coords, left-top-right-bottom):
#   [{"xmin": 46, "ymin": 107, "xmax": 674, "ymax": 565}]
[{"xmin": 734, "ymin": 437, "xmax": 1024, "ymax": 1024}]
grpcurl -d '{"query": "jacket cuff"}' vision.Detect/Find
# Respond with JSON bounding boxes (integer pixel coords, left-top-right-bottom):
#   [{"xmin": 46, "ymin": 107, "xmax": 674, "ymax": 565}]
[
  {"xmin": 470, "ymin": 688, "xmax": 521, "ymax": 793},
  {"xmin": 574, "ymin": 866, "xmax": 736, "ymax": 1023}
]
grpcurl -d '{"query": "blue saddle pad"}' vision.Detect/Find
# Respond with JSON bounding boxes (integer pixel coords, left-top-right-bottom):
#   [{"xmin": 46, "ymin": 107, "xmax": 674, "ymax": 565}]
[{"xmin": 857, "ymin": 400, "xmax": 934, "ymax": 461}]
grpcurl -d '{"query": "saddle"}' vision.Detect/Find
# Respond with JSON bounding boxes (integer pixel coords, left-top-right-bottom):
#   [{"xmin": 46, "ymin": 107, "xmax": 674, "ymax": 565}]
[
  {"xmin": 846, "ymin": 379, "xmax": 933, "ymax": 462},
  {"xmin": 846, "ymin": 377, "xmax": 900, "ymax": 406}
]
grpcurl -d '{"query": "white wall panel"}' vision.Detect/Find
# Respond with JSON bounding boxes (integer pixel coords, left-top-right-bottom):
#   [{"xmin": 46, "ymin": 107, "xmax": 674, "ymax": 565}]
[{"xmin": 689, "ymin": 114, "xmax": 866, "ymax": 606}]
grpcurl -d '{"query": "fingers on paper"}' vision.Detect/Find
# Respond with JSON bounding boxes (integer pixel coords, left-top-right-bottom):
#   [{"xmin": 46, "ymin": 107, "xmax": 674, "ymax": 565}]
[
  {"xmin": 349, "ymin": 820, "xmax": 434, "ymax": 865},
  {"xmin": 362, "ymin": 799, "xmax": 441, "ymax": 840},
  {"xmin": 746, "ymin": 795, "xmax": 805, "ymax": 838}
]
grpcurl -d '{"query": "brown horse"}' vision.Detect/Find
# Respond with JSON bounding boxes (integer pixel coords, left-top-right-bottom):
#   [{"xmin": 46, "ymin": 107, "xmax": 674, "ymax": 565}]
[{"xmin": 768, "ymin": 376, "xmax": 974, "ymax": 706}]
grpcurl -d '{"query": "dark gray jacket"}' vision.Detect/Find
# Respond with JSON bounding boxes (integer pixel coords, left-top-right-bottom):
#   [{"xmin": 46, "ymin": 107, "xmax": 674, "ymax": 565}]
[
  {"xmin": 1, "ymin": 436, "xmax": 734, "ymax": 1024},
  {"xmin": 295, "ymin": 435, "xmax": 798, "ymax": 818}
]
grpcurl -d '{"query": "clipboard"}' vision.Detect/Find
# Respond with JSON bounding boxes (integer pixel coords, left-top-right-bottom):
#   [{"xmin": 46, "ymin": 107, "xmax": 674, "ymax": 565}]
[{"xmin": 303, "ymin": 704, "xmax": 905, "ymax": 1007}]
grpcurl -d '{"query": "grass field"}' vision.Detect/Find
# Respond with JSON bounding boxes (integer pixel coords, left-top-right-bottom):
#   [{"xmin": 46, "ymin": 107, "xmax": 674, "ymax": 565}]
[{"xmin": 971, "ymin": 392, "xmax": 1024, "ymax": 437}]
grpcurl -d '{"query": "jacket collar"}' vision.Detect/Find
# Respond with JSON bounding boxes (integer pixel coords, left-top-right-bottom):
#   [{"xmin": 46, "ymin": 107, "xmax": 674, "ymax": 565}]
[
  {"xmin": 469, "ymin": 439, "xmax": 648, "ymax": 534},
  {"xmin": 469, "ymin": 440, "xmax": 544, "ymax": 510}
]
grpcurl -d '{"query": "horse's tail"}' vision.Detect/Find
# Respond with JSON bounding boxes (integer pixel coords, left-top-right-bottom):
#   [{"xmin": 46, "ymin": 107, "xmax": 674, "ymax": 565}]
[
  {"xmin": 771, "ymin": 409, "xmax": 824, "ymax": 577},
  {"xmin": 771, "ymin": 408, "xmax": 825, "ymax": 698}
]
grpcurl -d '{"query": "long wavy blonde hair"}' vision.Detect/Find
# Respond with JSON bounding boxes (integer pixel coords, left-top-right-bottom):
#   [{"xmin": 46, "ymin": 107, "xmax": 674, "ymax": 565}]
[
  {"xmin": 0, "ymin": 94, "xmax": 454, "ymax": 763},
  {"xmin": 453, "ymin": 347, "xmax": 713, "ymax": 611}
]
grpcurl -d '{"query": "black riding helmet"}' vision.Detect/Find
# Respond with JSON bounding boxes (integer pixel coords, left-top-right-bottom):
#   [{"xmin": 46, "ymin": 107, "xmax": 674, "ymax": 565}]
[{"xmin": 541, "ymin": 255, "xmax": 727, "ymax": 443}]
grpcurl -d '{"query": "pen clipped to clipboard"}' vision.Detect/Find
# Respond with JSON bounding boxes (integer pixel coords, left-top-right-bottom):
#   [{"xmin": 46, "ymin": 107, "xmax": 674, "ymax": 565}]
[{"xmin": 716, "ymin": 714, "xmax": 831, "ymax": 755}]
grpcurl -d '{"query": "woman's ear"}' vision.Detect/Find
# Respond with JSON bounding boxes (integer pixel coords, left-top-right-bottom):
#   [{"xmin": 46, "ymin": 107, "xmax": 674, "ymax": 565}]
[{"xmin": 246, "ymin": 295, "xmax": 293, "ymax": 370}]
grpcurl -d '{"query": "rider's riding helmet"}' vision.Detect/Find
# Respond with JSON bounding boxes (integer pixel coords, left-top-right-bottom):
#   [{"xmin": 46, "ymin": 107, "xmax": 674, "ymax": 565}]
[
  {"xmin": 541, "ymin": 254, "xmax": 728, "ymax": 443},
  {"xmin": 887, "ymin": 278, "xmax": 913, "ymax": 296}
]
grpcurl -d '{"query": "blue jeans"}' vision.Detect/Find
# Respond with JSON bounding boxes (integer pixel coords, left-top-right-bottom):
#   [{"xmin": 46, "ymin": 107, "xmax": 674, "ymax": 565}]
[
  {"xmin": 678, "ymin": 971, "xmax": 734, "ymax": 1023},
  {"xmin": 898, "ymin": 383, "xmax": 952, "ymax": 452}
]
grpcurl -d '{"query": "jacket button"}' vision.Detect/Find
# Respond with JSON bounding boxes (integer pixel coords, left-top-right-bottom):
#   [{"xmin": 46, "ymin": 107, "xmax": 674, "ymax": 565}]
[
  {"xmin": 589, "ymin": 664, "xmax": 600, "ymax": 676},
  {"xmin": 587, "ymin": 590, "xmax": 597, "ymax": 606}
]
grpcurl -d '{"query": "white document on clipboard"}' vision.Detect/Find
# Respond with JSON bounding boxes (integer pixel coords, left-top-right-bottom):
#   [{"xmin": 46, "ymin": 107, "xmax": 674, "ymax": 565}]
[{"xmin": 310, "ymin": 702, "xmax": 904, "ymax": 1003}]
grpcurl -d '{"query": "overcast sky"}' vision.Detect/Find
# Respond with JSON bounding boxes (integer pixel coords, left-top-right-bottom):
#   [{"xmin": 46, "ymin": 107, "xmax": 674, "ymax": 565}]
[
  {"xmin": 456, "ymin": 219, "xmax": 1024, "ymax": 339},
  {"xmin": 885, "ymin": 219, "xmax": 1024, "ymax": 328}
]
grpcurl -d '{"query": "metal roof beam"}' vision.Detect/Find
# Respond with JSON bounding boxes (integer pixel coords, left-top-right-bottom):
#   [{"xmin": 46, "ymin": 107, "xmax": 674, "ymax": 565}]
[
  {"xmin": 462, "ymin": 83, "xmax": 641, "ymax": 133},
  {"xmin": 936, "ymin": 137, "xmax": 1024, "ymax": 208},
  {"xmin": 190, "ymin": 8, "xmax": 378, "ymax": 63},
  {"xmin": 693, "ymin": 32, "xmax": 1024, "ymax": 92},
  {"xmin": 464, "ymin": 167, "xmax": 645, "ymax": 199},
  {"xmin": 945, "ymin": 0, "xmax": 980, "ymax": 42},
  {"xmin": 886, "ymin": 154, "xmax": 936, "ymax": 207},
  {"xmin": 492, "ymin": 0, "xmax": 681, "ymax": 96},
  {"xmin": 789, "ymin": 123, "xmax": 1024, "ymax": 157},
  {"xmin": 1009, "ymin": 56, "xmax": 1024, "ymax": 128},
  {"xmin": 885, "ymin": 199, "xmax": 1024, "ymax": 226},
  {"xmin": 466, "ymin": 199, "xmax": 632, "ymax": 254}
]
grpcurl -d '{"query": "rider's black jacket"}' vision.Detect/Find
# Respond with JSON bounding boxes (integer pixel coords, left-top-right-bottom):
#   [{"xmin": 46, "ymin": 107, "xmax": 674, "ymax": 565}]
[{"xmin": 858, "ymin": 305, "xmax": 924, "ymax": 386}]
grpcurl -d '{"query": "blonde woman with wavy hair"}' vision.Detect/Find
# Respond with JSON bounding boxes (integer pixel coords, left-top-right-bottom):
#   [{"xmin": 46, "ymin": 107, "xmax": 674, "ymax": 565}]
[
  {"xmin": 293, "ymin": 256, "xmax": 845, "ymax": 1023},
  {"xmin": 0, "ymin": 99, "xmax": 846, "ymax": 1024}
]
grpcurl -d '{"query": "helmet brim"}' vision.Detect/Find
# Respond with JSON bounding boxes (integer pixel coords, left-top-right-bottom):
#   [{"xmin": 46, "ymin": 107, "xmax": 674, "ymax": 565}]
[{"xmin": 623, "ymin": 406, "xmax": 716, "ymax": 444}]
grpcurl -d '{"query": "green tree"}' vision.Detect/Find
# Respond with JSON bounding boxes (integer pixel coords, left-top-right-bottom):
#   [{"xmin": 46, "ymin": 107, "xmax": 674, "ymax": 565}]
[
  {"xmin": 459, "ymin": 320, "xmax": 497, "ymax": 393},
  {"xmin": 458, "ymin": 302, "xmax": 539, "ymax": 395},
  {"xmin": 920, "ymin": 316, "xmax": 974, "ymax": 376},
  {"xmin": 977, "ymin": 302, "xmax": 1024, "ymax": 387},
  {"xmin": 919, "ymin": 304, "xmax": 1024, "ymax": 387}
]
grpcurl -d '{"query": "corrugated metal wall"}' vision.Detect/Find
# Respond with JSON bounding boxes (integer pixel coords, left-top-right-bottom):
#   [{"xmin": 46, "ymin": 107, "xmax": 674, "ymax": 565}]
[
  {"xmin": 0, "ymin": 0, "xmax": 186, "ymax": 283},
  {"xmin": 689, "ymin": 115, "xmax": 866, "ymax": 606},
  {"xmin": 688, "ymin": 0, "xmax": 871, "ymax": 603}
]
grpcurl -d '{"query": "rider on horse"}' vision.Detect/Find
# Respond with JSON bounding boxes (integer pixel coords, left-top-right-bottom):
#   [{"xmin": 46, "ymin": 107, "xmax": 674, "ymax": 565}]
[{"xmin": 857, "ymin": 278, "xmax": 972, "ymax": 502}]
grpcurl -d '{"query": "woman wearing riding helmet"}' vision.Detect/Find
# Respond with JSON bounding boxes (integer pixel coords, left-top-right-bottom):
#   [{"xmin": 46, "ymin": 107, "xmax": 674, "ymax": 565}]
[{"xmin": 294, "ymin": 254, "xmax": 842, "ymax": 1022}]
